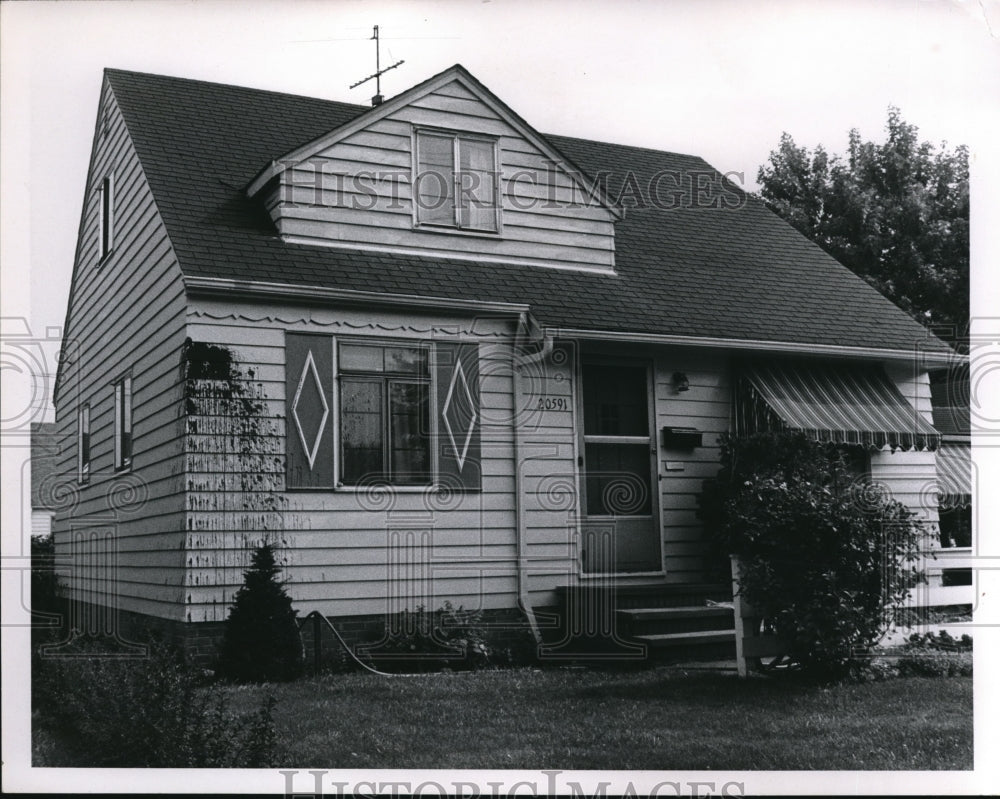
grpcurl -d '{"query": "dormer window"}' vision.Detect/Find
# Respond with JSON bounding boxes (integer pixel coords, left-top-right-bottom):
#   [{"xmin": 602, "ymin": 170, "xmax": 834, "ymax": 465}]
[{"xmin": 414, "ymin": 130, "xmax": 499, "ymax": 233}]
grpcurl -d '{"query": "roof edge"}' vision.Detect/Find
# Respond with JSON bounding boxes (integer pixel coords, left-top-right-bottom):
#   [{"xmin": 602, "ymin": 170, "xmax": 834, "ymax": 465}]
[
  {"xmin": 184, "ymin": 275, "xmax": 531, "ymax": 315},
  {"xmin": 551, "ymin": 327, "xmax": 960, "ymax": 366}
]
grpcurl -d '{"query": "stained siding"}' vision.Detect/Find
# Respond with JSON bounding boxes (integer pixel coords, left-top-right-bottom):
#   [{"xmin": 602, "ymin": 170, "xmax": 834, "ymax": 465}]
[
  {"xmin": 271, "ymin": 78, "xmax": 618, "ymax": 272},
  {"xmin": 183, "ymin": 301, "xmax": 521, "ymax": 621},
  {"xmin": 52, "ymin": 79, "xmax": 189, "ymax": 622}
]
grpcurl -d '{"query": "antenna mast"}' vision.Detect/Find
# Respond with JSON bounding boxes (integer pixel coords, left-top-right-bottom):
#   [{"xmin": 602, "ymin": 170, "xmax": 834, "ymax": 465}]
[{"xmin": 349, "ymin": 25, "xmax": 405, "ymax": 106}]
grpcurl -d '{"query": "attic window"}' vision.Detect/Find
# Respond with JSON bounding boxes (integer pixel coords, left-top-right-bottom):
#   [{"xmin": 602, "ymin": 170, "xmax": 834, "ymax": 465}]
[
  {"xmin": 414, "ymin": 130, "xmax": 499, "ymax": 233},
  {"xmin": 99, "ymin": 175, "xmax": 114, "ymax": 261}
]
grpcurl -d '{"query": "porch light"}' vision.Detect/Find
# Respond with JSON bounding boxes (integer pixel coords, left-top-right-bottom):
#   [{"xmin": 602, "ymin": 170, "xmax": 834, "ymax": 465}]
[{"xmin": 672, "ymin": 372, "xmax": 690, "ymax": 392}]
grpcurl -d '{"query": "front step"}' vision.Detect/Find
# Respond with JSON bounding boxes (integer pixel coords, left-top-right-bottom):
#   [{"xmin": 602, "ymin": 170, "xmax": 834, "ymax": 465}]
[
  {"xmin": 635, "ymin": 630, "xmax": 736, "ymax": 648},
  {"xmin": 618, "ymin": 605, "xmax": 734, "ymax": 637},
  {"xmin": 546, "ymin": 583, "xmax": 737, "ymax": 664}
]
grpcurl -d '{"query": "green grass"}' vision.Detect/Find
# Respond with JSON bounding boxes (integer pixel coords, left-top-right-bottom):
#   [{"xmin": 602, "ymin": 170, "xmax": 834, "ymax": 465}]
[{"xmin": 220, "ymin": 668, "xmax": 972, "ymax": 770}]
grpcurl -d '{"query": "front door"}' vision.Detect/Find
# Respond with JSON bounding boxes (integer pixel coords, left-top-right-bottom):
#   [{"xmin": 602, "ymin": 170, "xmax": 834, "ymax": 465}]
[{"xmin": 580, "ymin": 360, "xmax": 660, "ymax": 573}]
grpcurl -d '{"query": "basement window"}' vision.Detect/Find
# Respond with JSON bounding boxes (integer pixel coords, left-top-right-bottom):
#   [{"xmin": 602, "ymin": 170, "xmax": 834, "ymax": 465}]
[{"xmin": 414, "ymin": 130, "xmax": 499, "ymax": 233}]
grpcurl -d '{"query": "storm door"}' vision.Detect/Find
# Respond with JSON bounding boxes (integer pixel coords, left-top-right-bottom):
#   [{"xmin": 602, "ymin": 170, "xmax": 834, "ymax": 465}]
[{"xmin": 580, "ymin": 360, "xmax": 661, "ymax": 573}]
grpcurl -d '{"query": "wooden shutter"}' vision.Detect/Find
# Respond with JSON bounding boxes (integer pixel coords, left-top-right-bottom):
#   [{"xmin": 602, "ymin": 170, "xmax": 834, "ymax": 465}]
[
  {"xmin": 286, "ymin": 333, "xmax": 334, "ymax": 488},
  {"xmin": 434, "ymin": 342, "xmax": 481, "ymax": 490}
]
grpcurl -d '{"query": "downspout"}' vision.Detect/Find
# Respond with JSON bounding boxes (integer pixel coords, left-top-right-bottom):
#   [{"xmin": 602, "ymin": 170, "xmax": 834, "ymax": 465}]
[{"xmin": 512, "ymin": 312, "xmax": 554, "ymax": 645}]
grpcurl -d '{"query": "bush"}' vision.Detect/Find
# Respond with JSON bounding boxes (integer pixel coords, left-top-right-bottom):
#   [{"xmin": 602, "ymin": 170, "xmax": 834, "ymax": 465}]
[
  {"xmin": 897, "ymin": 632, "xmax": 973, "ymax": 677},
  {"xmin": 31, "ymin": 534, "xmax": 62, "ymax": 619},
  {"xmin": 702, "ymin": 431, "xmax": 926, "ymax": 676},
  {"xmin": 33, "ymin": 636, "xmax": 279, "ymax": 767},
  {"xmin": 372, "ymin": 602, "xmax": 519, "ymax": 671},
  {"xmin": 216, "ymin": 543, "xmax": 304, "ymax": 683}
]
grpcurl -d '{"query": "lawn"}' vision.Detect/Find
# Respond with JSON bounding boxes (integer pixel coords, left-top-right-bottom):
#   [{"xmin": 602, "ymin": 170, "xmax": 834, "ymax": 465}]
[{"xmin": 221, "ymin": 667, "xmax": 972, "ymax": 770}]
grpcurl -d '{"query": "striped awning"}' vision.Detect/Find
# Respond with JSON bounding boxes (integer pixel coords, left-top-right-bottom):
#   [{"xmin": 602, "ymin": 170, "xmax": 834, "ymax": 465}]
[
  {"xmin": 937, "ymin": 442, "xmax": 972, "ymax": 508},
  {"xmin": 736, "ymin": 361, "xmax": 941, "ymax": 451}
]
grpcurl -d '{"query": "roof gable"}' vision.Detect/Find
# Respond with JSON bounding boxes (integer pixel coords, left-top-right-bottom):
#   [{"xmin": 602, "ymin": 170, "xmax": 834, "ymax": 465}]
[{"xmin": 246, "ymin": 64, "xmax": 621, "ymax": 221}]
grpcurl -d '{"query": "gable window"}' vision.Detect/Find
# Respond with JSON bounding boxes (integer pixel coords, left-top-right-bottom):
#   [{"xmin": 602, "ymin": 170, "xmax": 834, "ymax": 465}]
[
  {"xmin": 78, "ymin": 404, "xmax": 91, "ymax": 483},
  {"xmin": 113, "ymin": 374, "xmax": 132, "ymax": 471},
  {"xmin": 339, "ymin": 342, "xmax": 431, "ymax": 486},
  {"xmin": 414, "ymin": 130, "xmax": 499, "ymax": 232},
  {"xmin": 99, "ymin": 175, "xmax": 114, "ymax": 260}
]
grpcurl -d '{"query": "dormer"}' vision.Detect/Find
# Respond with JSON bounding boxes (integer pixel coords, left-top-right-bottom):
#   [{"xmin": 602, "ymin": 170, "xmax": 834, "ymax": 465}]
[{"xmin": 247, "ymin": 65, "xmax": 621, "ymax": 274}]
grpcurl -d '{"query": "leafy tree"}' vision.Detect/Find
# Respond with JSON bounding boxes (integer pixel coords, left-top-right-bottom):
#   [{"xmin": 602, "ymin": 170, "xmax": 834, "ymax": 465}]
[
  {"xmin": 217, "ymin": 543, "xmax": 304, "ymax": 683},
  {"xmin": 757, "ymin": 108, "xmax": 968, "ymax": 338}
]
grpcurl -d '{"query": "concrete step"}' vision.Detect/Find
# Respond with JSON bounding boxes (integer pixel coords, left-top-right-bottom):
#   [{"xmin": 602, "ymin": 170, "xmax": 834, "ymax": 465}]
[
  {"xmin": 635, "ymin": 630, "xmax": 736, "ymax": 648},
  {"xmin": 619, "ymin": 605, "xmax": 735, "ymax": 637},
  {"xmin": 618, "ymin": 605, "xmax": 734, "ymax": 622}
]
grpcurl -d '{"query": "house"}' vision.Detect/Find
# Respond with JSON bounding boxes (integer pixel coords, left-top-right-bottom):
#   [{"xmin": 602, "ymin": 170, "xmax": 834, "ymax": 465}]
[
  {"xmin": 30, "ymin": 422, "xmax": 60, "ymax": 539},
  {"xmin": 51, "ymin": 64, "xmax": 954, "ymax": 658}
]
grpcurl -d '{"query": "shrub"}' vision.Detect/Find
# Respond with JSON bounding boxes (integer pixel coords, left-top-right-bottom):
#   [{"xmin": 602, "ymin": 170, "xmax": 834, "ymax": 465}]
[
  {"xmin": 216, "ymin": 543, "xmax": 304, "ymax": 683},
  {"xmin": 702, "ymin": 431, "xmax": 926, "ymax": 676},
  {"xmin": 31, "ymin": 534, "xmax": 62, "ymax": 619},
  {"xmin": 373, "ymin": 602, "xmax": 517, "ymax": 671},
  {"xmin": 897, "ymin": 632, "xmax": 973, "ymax": 677},
  {"xmin": 33, "ymin": 636, "xmax": 279, "ymax": 767}
]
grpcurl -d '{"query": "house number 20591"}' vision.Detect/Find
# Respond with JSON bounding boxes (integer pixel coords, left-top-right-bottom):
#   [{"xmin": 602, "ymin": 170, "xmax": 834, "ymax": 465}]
[{"xmin": 537, "ymin": 397, "xmax": 568, "ymax": 410}]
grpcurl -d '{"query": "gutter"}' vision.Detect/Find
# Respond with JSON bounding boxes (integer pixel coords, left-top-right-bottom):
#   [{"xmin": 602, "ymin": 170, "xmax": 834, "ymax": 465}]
[
  {"xmin": 552, "ymin": 327, "xmax": 961, "ymax": 367},
  {"xmin": 512, "ymin": 312, "xmax": 554, "ymax": 646},
  {"xmin": 184, "ymin": 275, "xmax": 531, "ymax": 316}
]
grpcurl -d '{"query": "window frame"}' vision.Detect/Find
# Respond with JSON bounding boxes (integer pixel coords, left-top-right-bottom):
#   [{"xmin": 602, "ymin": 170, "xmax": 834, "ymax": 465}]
[
  {"xmin": 113, "ymin": 372, "xmax": 133, "ymax": 472},
  {"xmin": 98, "ymin": 174, "xmax": 115, "ymax": 262},
  {"xmin": 411, "ymin": 127, "xmax": 502, "ymax": 236},
  {"xmin": 78, "ymin": 404, "xmax": 91, "ymax": 484},
  {"xmin": 336, "ymin": 340, "xmax": 432, "ymax": 488}
]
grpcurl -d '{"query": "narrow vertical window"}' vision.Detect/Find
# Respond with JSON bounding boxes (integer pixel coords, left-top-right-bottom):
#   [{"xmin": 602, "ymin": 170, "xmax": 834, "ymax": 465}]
[
  {"xmin": 78, "ymin": 405, "xmax": 91, "ymax": 483},
  {"xmin": 114, "ymin": 375, "xmax": 132, "ymax": 471},
  {"xmin": 99, "ymin": 175, "xmax": 114, "ymax": 260}
]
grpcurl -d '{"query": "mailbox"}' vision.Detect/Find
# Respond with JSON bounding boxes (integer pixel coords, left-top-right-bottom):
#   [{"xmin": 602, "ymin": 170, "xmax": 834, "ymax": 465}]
[{"xmin": 661, "ymin": 426, "xmax": 702, "ymax": 449}]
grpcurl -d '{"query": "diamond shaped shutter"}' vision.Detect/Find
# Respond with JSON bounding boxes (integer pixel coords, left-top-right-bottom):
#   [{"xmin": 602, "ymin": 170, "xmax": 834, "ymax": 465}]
[
  {"xmin": 435, "ymin": 342, "xmax": 481, "ymax": 490},
  {"xmin": 286, "ymin": 333, "xmax": 334, "ymax": 488}
]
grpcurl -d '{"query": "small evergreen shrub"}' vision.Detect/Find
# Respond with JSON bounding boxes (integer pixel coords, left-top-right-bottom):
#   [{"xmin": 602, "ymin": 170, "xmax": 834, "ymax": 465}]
[
  {"xmin": 32, "ymin": 636, "xmax": 279, "ymax": 767},
  {"xmin": 216, "ymin": 543, "xmax": 304, "ymax": 683},
  {"xmin": 702, "ymin": 431, "xmax": 926, "ymax": 677}
]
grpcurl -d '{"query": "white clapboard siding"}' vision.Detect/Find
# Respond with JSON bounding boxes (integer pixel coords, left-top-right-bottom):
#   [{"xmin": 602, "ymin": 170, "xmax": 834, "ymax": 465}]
[
  {"xmin": 654, "ymin": 351, "xmax": 732, "ymax": 584},
  {"xmin": 181, "ymin": 306, "xmax": 523, "ymax": 621},
  {"xmin": 270, "ymin": 78, "xmax": 618, "ymax": 272},
  {"xmin": 870, "ymin": 366, "xmax": 940, "ymax": 545},
  {"xmin": 52, "ymin": 79, "xmax": 190, "ymax": 622}
]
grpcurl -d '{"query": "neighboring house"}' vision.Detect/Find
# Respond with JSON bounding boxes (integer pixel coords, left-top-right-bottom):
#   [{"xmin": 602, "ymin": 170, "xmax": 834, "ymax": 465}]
[
  {"xmin": 30, "ymin": 422, "xmax": 60, "ymax": 538},
  {"xmin": 52, "ymin": 65, "xmax": 954, "ymax": 655}
]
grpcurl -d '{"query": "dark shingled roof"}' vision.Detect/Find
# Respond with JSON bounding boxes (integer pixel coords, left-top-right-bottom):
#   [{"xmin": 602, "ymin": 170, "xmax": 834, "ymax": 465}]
[{"xmin": 104, "ymin": 67, "xmax": 949, "ymax": 354}]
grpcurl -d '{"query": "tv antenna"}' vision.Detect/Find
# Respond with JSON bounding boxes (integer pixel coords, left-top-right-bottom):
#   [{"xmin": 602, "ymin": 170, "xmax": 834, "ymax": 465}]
[{"xmin": 349, "ymin": 25, "xmax": 404, "ymax": 107}]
